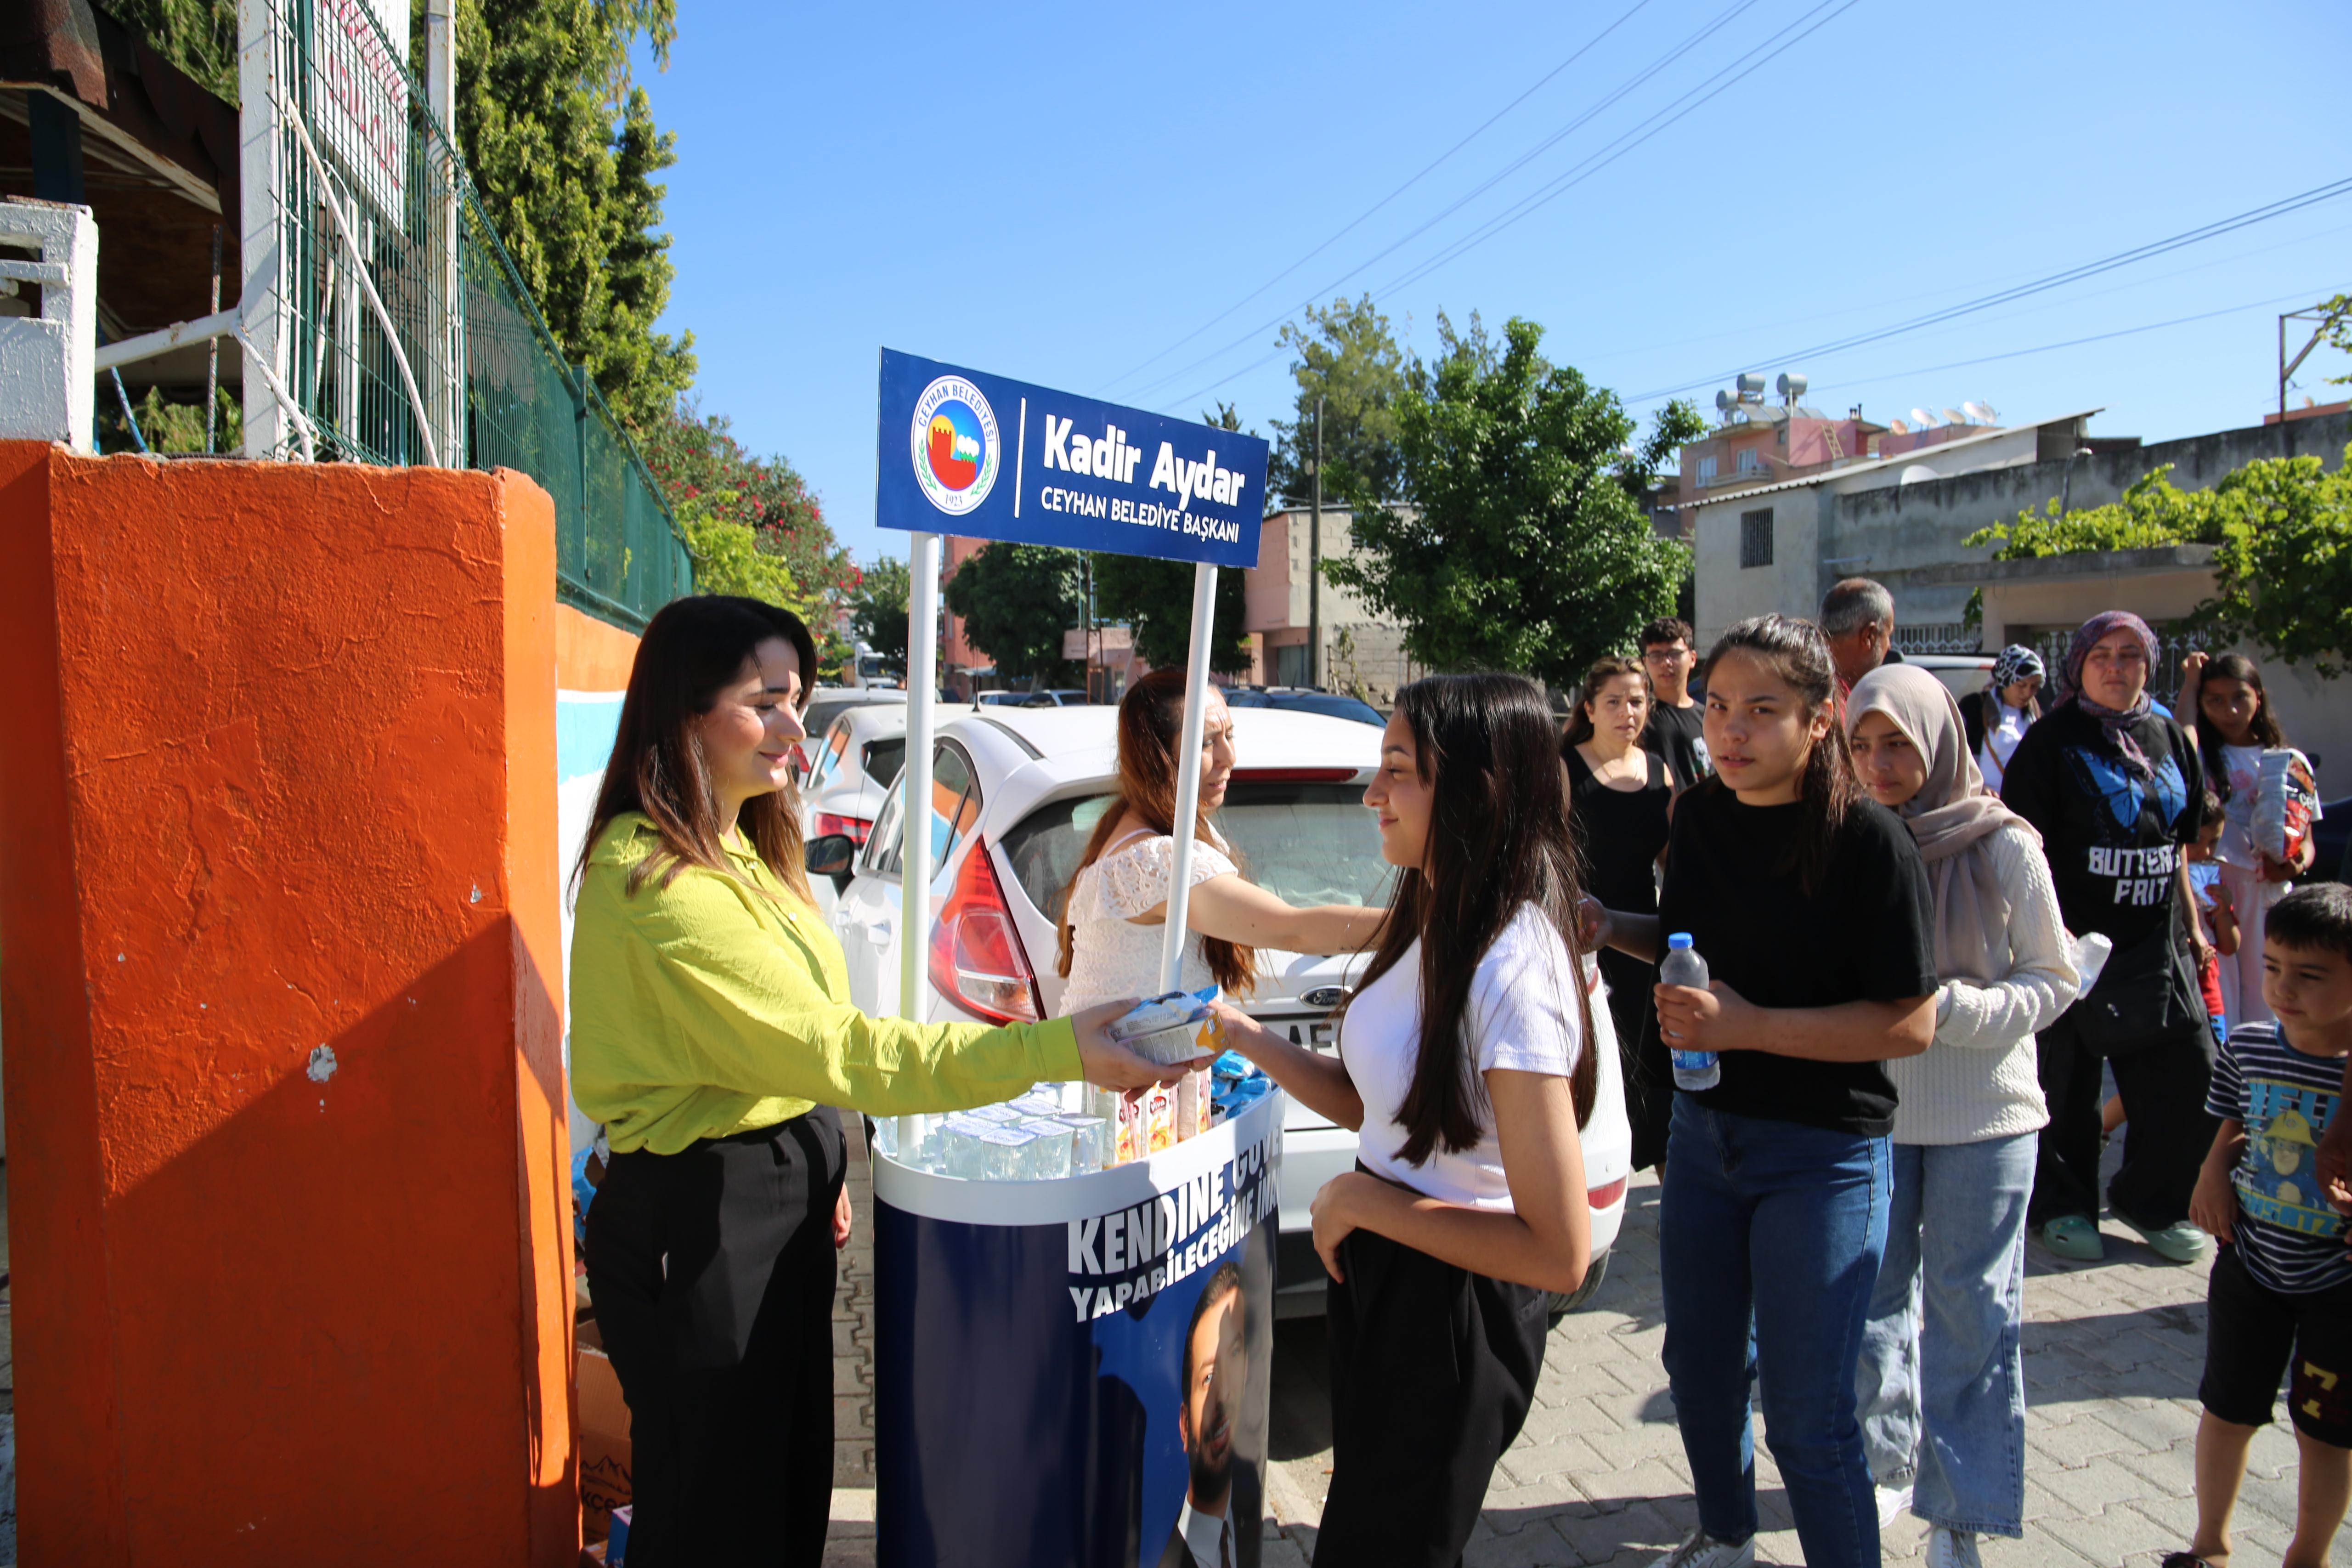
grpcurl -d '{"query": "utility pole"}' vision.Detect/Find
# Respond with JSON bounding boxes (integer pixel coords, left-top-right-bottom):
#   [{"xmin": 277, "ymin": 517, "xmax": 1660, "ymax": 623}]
[{"xmin": 1308, "ymin": 396, "xmax": 1323, "ymax": 690}]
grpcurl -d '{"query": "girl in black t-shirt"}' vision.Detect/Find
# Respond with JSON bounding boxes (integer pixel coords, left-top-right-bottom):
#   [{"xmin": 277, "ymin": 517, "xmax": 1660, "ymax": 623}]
[
  {"xmin": 1591, "ymin": 615, "xmax": 1936, "ymax": 1568},
  {"xmin": 1560, "ymin": 654, "xmax": 1674, "ymax": 1171}
]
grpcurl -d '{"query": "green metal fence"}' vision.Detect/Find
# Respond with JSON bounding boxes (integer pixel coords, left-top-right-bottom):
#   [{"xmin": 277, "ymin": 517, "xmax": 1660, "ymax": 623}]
[{"xmin": 252, "ymin": 0, "xmax": 691, "ymax": 630}]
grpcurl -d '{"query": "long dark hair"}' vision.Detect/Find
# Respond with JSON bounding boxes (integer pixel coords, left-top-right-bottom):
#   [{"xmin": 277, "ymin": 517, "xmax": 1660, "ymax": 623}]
[
  {"xmin": 2194, "ymin": 652, "xmax": 2285, "ymax": 801},
  {"xmin": 1699, "ymin": 615, "xmax": 1861, "ymax": 893},
  {"xmin": 1560, "ymin": 654, "xmax": 1650, "ymax": 751},
  {"xmin": 1055, "ymin": 668, "xmax": 1255, "ymax": 996},
  {"xmin": 574, "ymin": 594, "xmax": 821, "ymax": 901},
  {"xmin": 1344, "ymin": 674, "xmax": 1599, "ymax": 1164}
]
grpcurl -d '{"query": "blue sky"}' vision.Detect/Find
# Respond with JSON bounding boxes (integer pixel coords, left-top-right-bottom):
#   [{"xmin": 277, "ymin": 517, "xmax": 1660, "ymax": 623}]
[{"xmin": 639, "ymin": 0, "xmax": 2352, "ymax": 571}]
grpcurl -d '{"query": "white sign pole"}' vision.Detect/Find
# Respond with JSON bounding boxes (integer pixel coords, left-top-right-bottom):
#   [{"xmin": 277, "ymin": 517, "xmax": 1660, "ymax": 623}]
[
  {"xmin": 899, "ymin": 531, "xmax": 942, "ymax": 1021},
  {"xmin": 1157, "ymin": 563, "xmax": 1220, "ymax": 994}
]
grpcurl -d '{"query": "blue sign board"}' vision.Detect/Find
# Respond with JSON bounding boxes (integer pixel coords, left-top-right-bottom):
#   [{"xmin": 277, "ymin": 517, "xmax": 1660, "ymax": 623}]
[{"xmin": 876, "ymin": 348, "xmax": 1268, "ymax": 569}]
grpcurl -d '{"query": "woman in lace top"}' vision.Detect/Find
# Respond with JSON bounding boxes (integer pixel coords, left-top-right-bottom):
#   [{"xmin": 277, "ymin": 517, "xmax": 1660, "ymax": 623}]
[{"xmin": 1057, "ymin": 668, "xmax": 1387, "ymax": 1008}]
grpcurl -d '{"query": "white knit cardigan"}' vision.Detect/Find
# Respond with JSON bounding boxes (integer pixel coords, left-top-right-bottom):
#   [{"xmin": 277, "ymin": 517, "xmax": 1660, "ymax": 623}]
[{"xmin": 1892, "ymin": 821, "xmax": 2081, "ymax": 1146}]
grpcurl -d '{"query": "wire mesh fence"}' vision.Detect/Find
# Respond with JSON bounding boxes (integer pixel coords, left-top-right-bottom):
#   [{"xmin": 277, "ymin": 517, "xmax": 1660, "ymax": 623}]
[{"xmin": 248, "ymin": 0, "xmax": 691, "ymax": 629}]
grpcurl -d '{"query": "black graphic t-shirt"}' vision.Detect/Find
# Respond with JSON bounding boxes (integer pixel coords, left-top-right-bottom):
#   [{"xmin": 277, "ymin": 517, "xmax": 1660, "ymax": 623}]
[
  {"xmin": 1643, "ymin": 702, "xmax": 1713, "ymax": 792},
  {"xmin": 1997, "ymin": 700, "xmax": 2206, "ymax": 951},
  {"xmin": 1646, "ymin": 783, "xmax": 1938, "ymax": 1137}
]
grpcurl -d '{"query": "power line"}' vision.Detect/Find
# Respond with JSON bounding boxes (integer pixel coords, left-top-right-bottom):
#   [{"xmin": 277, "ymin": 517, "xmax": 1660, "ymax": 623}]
[
  {"xmin": 1627, "ymin": 175, "xmax": 2352, "ymax": 401},
  {"xmin": 1092, "ymin": 0, "xmax": 1658, "ymax": 396},
  {"xmin": 1124, "ymin": 0, "xmax": 1777, "ymax": 404},
  {"xmin": 1155, "ymin": 0, "xmax": 1862, "ymax": 415}
]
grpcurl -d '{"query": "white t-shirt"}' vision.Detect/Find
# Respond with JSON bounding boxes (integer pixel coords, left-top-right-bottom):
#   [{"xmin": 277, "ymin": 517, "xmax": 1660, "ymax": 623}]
[
  {"xmin": 1342, "ymin": 904, "xmax": 1584, "ymax": 1210},
  {"xmin": 2218, "ymin": 743, "xmax": 2263, "ymax": 868}
]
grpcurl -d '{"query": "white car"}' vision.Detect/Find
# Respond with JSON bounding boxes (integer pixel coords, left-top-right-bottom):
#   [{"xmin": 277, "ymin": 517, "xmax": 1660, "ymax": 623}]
[
  {"xmin": 797, "ymin": 704, "xmax": 910, "ymax": 927},
  {"xmin": 814, "ymin": 705, "xmax": 1632, "ymax": 1318}
]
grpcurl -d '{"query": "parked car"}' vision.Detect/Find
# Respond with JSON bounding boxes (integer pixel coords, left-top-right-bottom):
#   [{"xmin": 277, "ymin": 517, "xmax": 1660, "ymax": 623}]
[
  {"xmin": 973, "ymin": 688, "xmax": 1092, "ymax": 708},
  {"xmin": 1900, "ymin": 652, "xmax": 1996, "ymax": 706},
  {"xmin": 797, "ymin": 705, "xmax": 909, "ymax": 926},
  {"xmin": 2314, "ymin": 797, "xmax": 2350, "ymax": 887},
  {"xmin": 796, "ymin": 687, "xmax": 906, "ymax": 784},
  {"xmin": 811, "ymin": 705, "xmax": 1632, "ymax": 1317},
  {"xmin": 1222, "ymin": 686, "xmax": 1385, "ymax": 726}
]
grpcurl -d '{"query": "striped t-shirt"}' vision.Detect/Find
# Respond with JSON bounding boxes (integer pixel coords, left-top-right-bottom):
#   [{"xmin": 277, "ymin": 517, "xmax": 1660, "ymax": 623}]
[{"xmin": 2207, "ymin": 1022, "xmax": 2352, "ymax": 1293}]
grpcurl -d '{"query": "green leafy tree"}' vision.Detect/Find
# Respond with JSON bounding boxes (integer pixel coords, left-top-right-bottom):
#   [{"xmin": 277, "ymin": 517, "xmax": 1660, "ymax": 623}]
[
  {"xmin": 1267, "ymin": 295, "xmax": 1412, "ymax": 507},
  {"xmin": 639, "ymin": 402, "xmax": 853, "ymax": 609},
  {"xmin": 440, "ymin": 0, "xmax": 695, "ymax": 431},
  {"xmin": 943, "ymin": 543, "xmax": 1083, "ymax": 685},
  {"xmin": 1965, "ymin": 464, "xmax": 2225, "ymax": 560},
  {"xmin": 675, "ymin": 489, "xmax": 801, "ymax": 607},
  {"xmin": 97, "ymin": 385, "xmax": 240, "ymax": 455},
  {"xmin": 106, "ymin": 0, "xmax": 236, "ymax": 98},
  {"xmin": 850, "ymin": 556, "xmax": 912, "ymax": 672},
  {"xmin": 1325, "ymin": 316, "xmax": 1703, "ymax": 687}
]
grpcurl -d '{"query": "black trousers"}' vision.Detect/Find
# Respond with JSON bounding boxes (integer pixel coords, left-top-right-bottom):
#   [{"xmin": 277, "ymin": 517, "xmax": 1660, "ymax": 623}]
[
  {"xmin": 2029, "ymin": 1009, "xmax": 2216, "ymax": 1230},
  {"xmin": 1315, "ymin": 1217, "xmax": 1550, "ymax": 1567},
  {"xmin": 586, "ymin": 1108, "xmax": 846, "ymax": 1568},
  {"xmin": 1598, "ymin": 946, "xmax": 1670, "ymax": 1173}
]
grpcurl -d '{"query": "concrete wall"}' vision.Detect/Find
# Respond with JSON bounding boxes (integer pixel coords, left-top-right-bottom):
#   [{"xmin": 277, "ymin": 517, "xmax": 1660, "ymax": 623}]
[
  {"xmin": 1830, "ymin": 410, "xmax": 2352, "ymax": 629},
  {"xmin": 0, "ymin": 445, "xmax": 578, "ymax": 1564}
]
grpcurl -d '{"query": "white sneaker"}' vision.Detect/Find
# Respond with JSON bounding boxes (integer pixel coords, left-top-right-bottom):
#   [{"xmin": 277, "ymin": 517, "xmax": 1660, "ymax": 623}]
[
  {"xmin": 1875, "ymin": 1481, "xmax": 1914, "ymax": 1527},
  {"xmin": 1924, "ymin": 1526, "xmax": 1983, "ymax": 1568},
  {"xmin": 1649, "ymin": 1528, "xmax": 1757, "ymax": 1568}
]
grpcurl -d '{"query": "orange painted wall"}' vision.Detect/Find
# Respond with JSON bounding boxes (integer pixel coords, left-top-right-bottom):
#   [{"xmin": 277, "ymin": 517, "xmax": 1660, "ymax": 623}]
[
  {"xmin": 0, "ymin": 446, "xmax": 577, "ymax": 1565},
  {"xmin": 556, "ymin": 600, "xmax": 640, "ymax": 691}
]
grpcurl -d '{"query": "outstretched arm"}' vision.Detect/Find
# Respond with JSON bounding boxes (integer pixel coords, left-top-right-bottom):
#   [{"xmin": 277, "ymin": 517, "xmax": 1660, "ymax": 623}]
[{"xmin": 1133, "ymin": 874, "xmax": 1389, "ymax": 955}]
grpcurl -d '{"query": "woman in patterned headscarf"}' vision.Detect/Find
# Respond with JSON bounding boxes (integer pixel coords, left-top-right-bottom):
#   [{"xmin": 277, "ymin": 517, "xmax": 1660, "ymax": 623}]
[{"xmin": 1962, "ymin": 644, "xmax": 2045, "ymax": 793}]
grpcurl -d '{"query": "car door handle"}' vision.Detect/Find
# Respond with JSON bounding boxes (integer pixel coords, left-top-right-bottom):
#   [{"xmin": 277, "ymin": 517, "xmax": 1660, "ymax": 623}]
[{"xmin": 858, "ymin": 917, "xmax": 893, "ymax": 942}]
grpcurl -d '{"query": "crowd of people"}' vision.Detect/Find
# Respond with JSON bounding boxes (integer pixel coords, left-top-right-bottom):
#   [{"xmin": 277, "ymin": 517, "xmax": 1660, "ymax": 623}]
[{"xmin": 561, "ymin": 585, "xmax": 2344, "ymax": 1568}]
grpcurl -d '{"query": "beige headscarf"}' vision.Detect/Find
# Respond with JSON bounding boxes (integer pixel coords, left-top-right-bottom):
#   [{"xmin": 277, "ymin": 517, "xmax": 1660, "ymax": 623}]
[{"xmin": 1847, "ymin": 665, "xmax": 2038, "ymax": 985}]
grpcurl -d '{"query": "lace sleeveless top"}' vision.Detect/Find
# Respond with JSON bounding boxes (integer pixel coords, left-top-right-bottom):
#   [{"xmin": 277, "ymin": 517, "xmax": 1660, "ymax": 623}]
[{"xmin": 1060, "ymin": 831, "xmax": 1239, "ymax": 1009}]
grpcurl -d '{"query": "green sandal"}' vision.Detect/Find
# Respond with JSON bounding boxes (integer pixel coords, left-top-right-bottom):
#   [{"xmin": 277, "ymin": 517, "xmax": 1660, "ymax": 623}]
[{"xmin": 2038, "ymin": 1214, "xmax": 2104, "ymax": 1261}]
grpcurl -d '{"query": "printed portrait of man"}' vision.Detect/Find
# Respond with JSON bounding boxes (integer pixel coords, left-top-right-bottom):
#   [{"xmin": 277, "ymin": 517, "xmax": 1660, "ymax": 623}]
[{"xmin": 1157, "ymin": 1260, "xmax": 1260, "ymax": 1568}]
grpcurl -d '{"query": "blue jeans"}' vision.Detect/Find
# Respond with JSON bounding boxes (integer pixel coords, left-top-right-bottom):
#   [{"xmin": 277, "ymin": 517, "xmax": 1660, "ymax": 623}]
[
  {"xmin": 1854, "ymin": 1135, "xmax": 2033, "ymax": 1538},
  {"xmin": 1661, "ymin": 1098, "xmax": 1890, "ymax": 1568}
]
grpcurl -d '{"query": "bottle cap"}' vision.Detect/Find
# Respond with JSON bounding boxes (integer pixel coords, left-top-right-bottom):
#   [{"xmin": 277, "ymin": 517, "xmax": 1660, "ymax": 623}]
[{"xmin": 1667, "ymin": 932, "xmax": 1694, "ymax": 949}]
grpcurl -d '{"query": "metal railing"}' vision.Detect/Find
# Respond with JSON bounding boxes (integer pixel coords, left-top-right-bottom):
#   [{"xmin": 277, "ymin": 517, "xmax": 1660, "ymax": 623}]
[{"xmin": 245, "ymin": 0, "xmax": 690, "ymax": 629}]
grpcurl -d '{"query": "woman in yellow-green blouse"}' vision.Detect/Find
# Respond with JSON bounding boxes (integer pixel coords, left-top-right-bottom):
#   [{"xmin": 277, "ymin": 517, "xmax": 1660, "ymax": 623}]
[{"xmin": 570, "ymin": 594, "xmax": 1168, "ymax": 1567}]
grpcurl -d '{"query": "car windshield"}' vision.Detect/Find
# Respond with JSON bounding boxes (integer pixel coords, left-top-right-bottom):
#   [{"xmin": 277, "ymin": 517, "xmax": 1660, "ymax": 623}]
[
  {"xmin": 1224, "ymin": 691, "xmax": 1385, "ymax": 726},
  {"xmin": 1000, "ymin": 781, "xmax": 1391, "ymax": 923}
]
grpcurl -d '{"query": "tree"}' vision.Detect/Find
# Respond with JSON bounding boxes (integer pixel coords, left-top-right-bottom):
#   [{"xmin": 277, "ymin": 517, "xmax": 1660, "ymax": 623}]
[
  {"xmin": 849, "ymin": 556, "xmax": 911, "ymax": 671},
  {"xmin": 943, "ymin": 543, "xmax": 1083, "ymax": 685},
  {"xmin": 638, "ymin": 402, "xmax": 854, "ymax": 609},
  {"xmin": 442, "ymin": 0, "xmax": 695, "ymax": 432},
  {"xmin": 1092, "ymin": 401, "xmax": 1255, "ymax": 674},
  {"xmin": 1964, "ymin": 450, "xmax": 2352, "ymax": 675},
  {"xmin": 675, "ymin": 490, "xmax": 801, "ymax": 607},
  {"xmin": 1325, "ymin": 315, "xmax": 1704, "ymax": 688},
  {"xmin": 1267, "ymin": 296, "xmax": 1412, "ymax": 507},
  {"xmin": 107, "ymin": 0, "xmax": 236, "ymax": 98}
]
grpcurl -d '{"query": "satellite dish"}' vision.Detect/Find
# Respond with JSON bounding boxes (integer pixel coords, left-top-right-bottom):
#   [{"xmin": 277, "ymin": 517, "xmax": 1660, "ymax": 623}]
[
  {"xmin": 1942, "ymin": 408, "xmax": 1968, "ymax": 427},
  {"xmin": 1976, "ymin": 401, "xmax": 1999, "ymax": 423},
  {"xmin": 1960, "ymin": 401, "xmax": 1989, "ymax": 424},
  {"xmin": 1910, "ymin": 408, "xmax": 1936, "ymax": 428},
  {"xmin": 1900, "ymin": 464, "xmax": 1939, "ymax": 486},
  {"xmin": 1889, "ymin": 419, "xmax": 1911, "ymax": 435}
]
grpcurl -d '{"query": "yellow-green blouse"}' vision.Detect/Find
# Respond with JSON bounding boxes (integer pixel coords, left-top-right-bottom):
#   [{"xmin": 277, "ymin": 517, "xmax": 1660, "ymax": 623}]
[{"xmin": 570, "ymin": 813, "xmax": 1078, "ymax": 1155}]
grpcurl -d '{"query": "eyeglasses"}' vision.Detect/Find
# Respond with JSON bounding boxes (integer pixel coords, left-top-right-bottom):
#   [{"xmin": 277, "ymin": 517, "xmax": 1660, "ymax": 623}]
[{"xmin": 1641, "ymin": 646, "xmax": 1691, "ymax": 663}]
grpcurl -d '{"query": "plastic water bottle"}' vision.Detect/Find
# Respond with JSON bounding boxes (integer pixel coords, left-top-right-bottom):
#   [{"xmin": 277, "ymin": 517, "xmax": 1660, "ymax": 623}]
[{"xmin": 1662, "ymin": 933, "xmax": 1719, "ymax": 1092}]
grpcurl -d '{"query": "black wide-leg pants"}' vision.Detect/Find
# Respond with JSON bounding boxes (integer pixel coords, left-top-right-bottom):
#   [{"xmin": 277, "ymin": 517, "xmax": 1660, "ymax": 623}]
[
  {"xmin": 586, "ymin": 1107, "xmax": 845, "ymax": 1568},
  {"xmin": 1314, "ymin": 1213, "xmax": 1551, "ymax": 1567}
]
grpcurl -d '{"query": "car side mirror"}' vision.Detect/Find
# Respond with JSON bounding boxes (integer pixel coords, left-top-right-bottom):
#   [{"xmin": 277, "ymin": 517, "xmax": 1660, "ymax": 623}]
[{"xmin": 805, "ymin": 834, "xmax": 855, "ymax": 889}]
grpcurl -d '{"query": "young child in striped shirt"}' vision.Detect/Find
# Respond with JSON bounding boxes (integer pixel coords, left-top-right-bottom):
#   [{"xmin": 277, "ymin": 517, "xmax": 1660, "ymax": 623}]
[{"xmin": 2178, "ymin": 882, "xmax": 2352, "ymax": 1568}]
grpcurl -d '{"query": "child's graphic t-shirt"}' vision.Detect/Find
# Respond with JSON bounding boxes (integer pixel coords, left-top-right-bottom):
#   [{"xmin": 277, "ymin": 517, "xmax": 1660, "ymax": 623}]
[{"xmin": 2208, "ymin": 1021, "xmax": 2352, "ymax": 1293}]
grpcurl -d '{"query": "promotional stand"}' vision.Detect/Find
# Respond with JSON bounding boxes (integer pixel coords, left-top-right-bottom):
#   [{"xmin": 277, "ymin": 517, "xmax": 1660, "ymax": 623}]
[{"xmin": 873, "ymin": 350, "xmax": 1274, "ymax": 1565}]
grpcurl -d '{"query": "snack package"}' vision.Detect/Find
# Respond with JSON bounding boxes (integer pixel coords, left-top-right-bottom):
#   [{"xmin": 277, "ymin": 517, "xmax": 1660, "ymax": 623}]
[
  {"xmin": 1107, "ymin": 986, "xmax": 1223, "ymax": 1066},
  {"xmin": 2255, "ymin": 748, "xmax": 2320, "ymax": 866},
  {"xmin": 1086, "ymin": 1085, "xmax": 1145, "ymax": 1166},
  {"xmin": 1175, "ymin": 1065, "xmax": 1212, "ymax": 1141},
  {"xmin": 1144, "ymin": 1081, "xmax": 1176, "ymax": 1154}
]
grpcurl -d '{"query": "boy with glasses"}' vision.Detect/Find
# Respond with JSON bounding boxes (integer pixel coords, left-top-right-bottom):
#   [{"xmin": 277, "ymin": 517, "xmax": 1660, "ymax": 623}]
[{"xmin": 1638, "ymin": 617, "xmax": 1711, "ymax": 790}]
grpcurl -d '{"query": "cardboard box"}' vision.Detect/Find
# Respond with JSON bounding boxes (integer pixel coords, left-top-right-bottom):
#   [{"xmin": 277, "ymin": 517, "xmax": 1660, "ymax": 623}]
[{"xmin": 577, "ymin": 1345, "xmax": 633, "ymax": 1542}]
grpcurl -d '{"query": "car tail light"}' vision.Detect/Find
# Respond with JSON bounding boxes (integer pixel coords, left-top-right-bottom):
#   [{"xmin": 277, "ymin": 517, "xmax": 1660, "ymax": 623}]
[
  {"xmin": 788, "ymin": 742, "xmax": 812, "ymax": 779},
  {"xmin": 929, "ymin": 838, "xmax": 1043, "ymax": 1024},
  {"xmin": 815, "ymin": 812, "xmax": 873, "ymax": 847},
  {"xmin": 1586, "ymin": 1176, "xmax": 1627, "ymax": 1210}
]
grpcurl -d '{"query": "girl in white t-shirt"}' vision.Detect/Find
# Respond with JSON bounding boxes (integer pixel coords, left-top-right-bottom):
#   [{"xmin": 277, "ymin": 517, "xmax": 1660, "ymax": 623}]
[{"xmin": 1215, "ymin": 673, "xmax": 1596, "ymax": 1568}]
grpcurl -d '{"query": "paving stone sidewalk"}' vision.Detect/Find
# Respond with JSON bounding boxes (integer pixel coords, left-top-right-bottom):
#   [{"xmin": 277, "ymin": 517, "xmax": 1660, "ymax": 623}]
[{"xmin": 825, "ymin": 1145, "xmax": 2314, "ymax": 1567}]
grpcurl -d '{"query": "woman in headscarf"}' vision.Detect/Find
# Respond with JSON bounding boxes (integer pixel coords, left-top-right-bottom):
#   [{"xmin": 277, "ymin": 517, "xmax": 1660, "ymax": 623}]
[
  {"xmin": 1963, "ymin": 645, "xmax": 2044, "ymax": 794},
  {"xmin": 1847, "ymin": 665, "xmax": 2083, "ymax": 1568},
  {"xmin": 1997, "ymin": 611, "xmax": 2212, "ymax": 1267}
]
